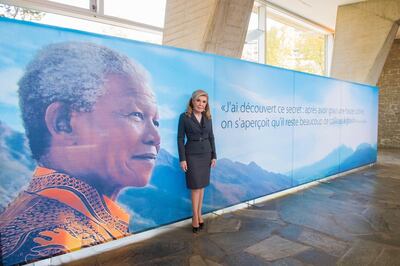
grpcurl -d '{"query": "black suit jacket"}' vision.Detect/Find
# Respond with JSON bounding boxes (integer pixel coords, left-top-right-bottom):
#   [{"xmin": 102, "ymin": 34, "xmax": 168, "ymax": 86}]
[{"xmin": 177, "ymin": 112, "xmax": 217, "ymax": 162}]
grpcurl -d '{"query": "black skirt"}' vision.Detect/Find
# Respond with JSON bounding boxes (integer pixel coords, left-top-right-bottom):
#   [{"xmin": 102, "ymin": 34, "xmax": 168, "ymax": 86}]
[{"xmin": 185, "ymin": 152, "xmax": 212, "ymax": 189}]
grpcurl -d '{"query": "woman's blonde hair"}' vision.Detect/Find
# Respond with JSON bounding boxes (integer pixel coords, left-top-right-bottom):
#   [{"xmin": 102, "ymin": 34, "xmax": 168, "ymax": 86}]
[{"xmin": 185, "ymin": 89, "xmax": 211, "ymax": 119}]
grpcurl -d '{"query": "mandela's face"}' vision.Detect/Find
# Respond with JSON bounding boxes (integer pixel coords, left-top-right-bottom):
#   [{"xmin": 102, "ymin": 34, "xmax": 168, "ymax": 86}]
[{"xmin": 71, "ymin": 73, "xmax": 160, "ymax": 188}]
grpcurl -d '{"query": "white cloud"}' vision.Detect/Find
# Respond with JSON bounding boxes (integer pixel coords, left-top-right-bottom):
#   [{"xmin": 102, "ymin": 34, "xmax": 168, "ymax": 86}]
[
  {"xmin": 158, "ymin": 104, "xmax": 177, "ymax": 120},
  {"xmin": 129, "ymin": 210, "xmax": 157, "ymax": 228},
  {"xmin": 0, "ymin": 54, "xmax": 15, "ymax": 66},
  {"xmin": 0, "ymin": 68, "xmax": 23, "ymax": 106},
  {"xmin": 228, "ymin": 83, "xmax": 277, "ymax": 106},
  {"xmin": 143, "ymin": 45, "xmax": 214, "ymax": 80},
  {"xmin": 117, "ymin": 198, "xmax": 157, "ymax": 229},
  {"xmin": 155, "ymin": 85, "xmax": 172, "ymax": 94},
  {"xmin": 238, "ymin": 87, "xmax": 271, "ymax": 105}
]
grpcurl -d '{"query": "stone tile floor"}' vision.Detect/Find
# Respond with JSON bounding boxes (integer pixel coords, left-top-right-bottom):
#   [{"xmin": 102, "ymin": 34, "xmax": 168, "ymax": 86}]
[{"xmin": 67, "ymin": 148, "xmax": 400, "ymax": 266}]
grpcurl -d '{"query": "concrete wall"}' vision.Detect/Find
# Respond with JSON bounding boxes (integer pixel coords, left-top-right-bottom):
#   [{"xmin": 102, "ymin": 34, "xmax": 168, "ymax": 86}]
[
  {"xmin": 163, "ymin": 0, "xmax": 216, "ymax": 52},
  {"xmin": 163, "ymin": 0, "xmax": 254, "ymax": 58},
  {"xmin": 331, "ymin": 0, "xmax": 400, "ymax": 85},
  {"xmin": 377, "ymin": 39, "xmax": 400, "ymax": 148}
]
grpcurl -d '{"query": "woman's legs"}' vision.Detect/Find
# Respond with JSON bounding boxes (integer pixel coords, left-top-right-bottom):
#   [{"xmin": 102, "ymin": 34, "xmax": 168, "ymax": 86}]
[
  {"xmin": 198, "ymin": 188, "xmax": 204, "ymax": 224},
  {"xmin": 191, "ymin": 189, "xmax": 200, "ymax": 227}
]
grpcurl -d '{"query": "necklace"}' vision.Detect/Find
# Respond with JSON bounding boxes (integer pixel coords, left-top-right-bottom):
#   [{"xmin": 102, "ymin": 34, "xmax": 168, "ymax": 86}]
[{"xmin": 194, "ymin": 112, "xmax": 202, "ymax": 123}]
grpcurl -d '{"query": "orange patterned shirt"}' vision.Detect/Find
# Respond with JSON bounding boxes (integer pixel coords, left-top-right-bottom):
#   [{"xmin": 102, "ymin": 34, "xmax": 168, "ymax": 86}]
[{"xmin": 0, "ymin": 167, "xmax": 130, "ymax": 265}]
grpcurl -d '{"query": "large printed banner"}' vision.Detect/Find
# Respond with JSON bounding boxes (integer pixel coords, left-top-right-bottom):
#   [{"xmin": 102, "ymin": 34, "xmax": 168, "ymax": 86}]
[{"xmin": 0, "ymin": 17, "xmax": 378, "ymax": 265}]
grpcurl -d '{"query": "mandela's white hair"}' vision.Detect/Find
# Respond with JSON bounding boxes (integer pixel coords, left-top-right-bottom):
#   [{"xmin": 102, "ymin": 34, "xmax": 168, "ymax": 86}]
[{"xmin": 18, "ymin": 41, "xmax": 152, "ymax": 160}]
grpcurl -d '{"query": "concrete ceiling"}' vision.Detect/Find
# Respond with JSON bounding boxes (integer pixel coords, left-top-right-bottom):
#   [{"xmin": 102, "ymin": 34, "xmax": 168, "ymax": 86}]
[
  {"xmin": 267, "ymin": 0, "xmax": 400, "ymax": 38},
  {"xmin": 266, "ymin": 0, "xmax": 366, "ymax": 31}
]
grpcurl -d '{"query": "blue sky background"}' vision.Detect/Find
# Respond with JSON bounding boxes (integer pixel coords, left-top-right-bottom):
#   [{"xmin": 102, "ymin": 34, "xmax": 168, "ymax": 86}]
[{"xmin": 0, "ymin": 17, "xmax": 378, "ymax": 174}]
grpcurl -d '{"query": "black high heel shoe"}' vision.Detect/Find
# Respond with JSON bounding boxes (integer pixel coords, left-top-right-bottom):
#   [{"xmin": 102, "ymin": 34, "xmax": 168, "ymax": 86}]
[
  {"xmin": 199, "ymin": 222, "xmax": 204, "ymax": 230},
  {"xmin": 192, "ymin": 226, "xmax": 199, "ymax": 233}
]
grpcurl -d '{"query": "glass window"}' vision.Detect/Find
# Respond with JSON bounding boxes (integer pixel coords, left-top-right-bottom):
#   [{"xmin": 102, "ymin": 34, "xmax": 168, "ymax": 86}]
[
  {"xmin": 242, "ymin": 2, "xmax": 329, "ymax": 76},
  {"xmin": 266, "ymin": 8, "xmax": 325, "ymax": 75},
  {"xmin": 0, "ymin": 4, "xmax": 162, "ymax": 44},
  {"xmin": 104, "ymin": 0, "xmax": 166, "ymax": 28},
  {"xmin": 48, "ymin": 0, "xmax": 90, "ymax": 9},
  {"xmin": 0, "ymin": 4, "xmax": 45, "ymax": 21},
  {"xmin": 40, "ymin": 12, "xmax": 162, "ymax": 44},
  {"xmin": 242, "ymin": 7, "xmax": 260, "ymax": 63}
]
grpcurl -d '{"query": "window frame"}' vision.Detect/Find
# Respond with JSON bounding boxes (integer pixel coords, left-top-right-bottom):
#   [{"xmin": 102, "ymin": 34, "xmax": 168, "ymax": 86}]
[
  {"xmin": 248, "ymin": 0, "xmax": 334, "ymax": 76},
  {"xmin": 0, "ymin": 0, "xmax": 163, "ymax": 35}
]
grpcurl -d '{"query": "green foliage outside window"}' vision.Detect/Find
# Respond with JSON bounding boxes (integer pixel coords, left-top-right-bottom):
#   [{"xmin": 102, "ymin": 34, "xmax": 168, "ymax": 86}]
[
  {"xmin": 0, "ymin": 4, "xmax": 45, "ymax": 21},
  {"xmin": 266, "ymin": 21, "xmax": 325, "ymax": 75}
]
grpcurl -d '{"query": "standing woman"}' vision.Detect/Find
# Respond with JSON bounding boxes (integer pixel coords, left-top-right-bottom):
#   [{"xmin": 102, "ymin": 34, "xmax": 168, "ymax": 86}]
[{"xmin": 178, "ymin": 89, "xmax": 217, "ymax": 233}]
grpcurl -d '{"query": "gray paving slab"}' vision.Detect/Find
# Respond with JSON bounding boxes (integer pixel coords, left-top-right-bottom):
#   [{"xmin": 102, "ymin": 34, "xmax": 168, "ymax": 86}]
[
  {"xmin": 358, "ymin": 232, "xmax": 400, "ymax": 247},
  {"xmin": 373, "ymin": 247, "xmax": 400, "ymax": 265},
  {"xmin": 307, "ymin": 186, "xmax": 335, "ymax": 197},
  {"xmin": 204, "ymin": 258, "xmax": 222, "ymax": 266},
  {"xmin": 332, "ymin": 213, "xmax": 376, "ymax": 235},
  {"xmin": 236, "ymin": 209, "xmax": 280, "ymax": 220},
  {"xmin": 329, "ymin": 192, "xmax": 371, "ymax": 208},
  {"xmin": 206, "ymin": 216, "xmax": 241, "ymax": 233},
  {"xmin": 382, "ymin": 208, "xmax": 400, "ymax": 227},
  {"xmin": 192, "ymin": 236, "xmax": 226, "ymax": 262},
  {"xmin": 208, "ymin": 222, "xmax": 282, "ymax": 253},
  {"xmin": 134, "ymin": 255, "xmax": 189, "ymax": 266},
  {"xmin": 337, "ymin": 240, "xmax": 384, "ymax": 266},
  {"xmin": 279, "ymin": 201, "xmax": 354, "ymax": 241},
  {"xmin": 376, "ymin": 169, "xmax": 400, "ymax": 179},
  {"xmin": 294, "ymin": 249, "xmax": 338, "ymax": 266},
  {"xmin": 297, "ymin": 229, "xmax": 348, "ymax": 257},
  {"xmin": 277, "ymin": 224, "xmax": 304, "ymax": 241},
  {"xmin": 378, "ymin": 149, "xmax": 400, "ymax": 166},
  {"xmin": 244, "ymin": 235, "xmax": 311, "ymax": 261},
  {"xmin": 362, "ymin": 206, "xmax": 391, "ymax": 232},
  {"xmin": 223, "ymin": 251, "xmax": 273, "ymax": 266},
  {"xmin": 189, "ymin": 255, "xmax": 207, "ymax": 266},
  {"xmin": 280, "ymin": 192, "xmax": 365, "ymax": 218},
  {"xmin": 115, "ymin": 239, "xmax": 191, "ymax": 265},
  {"xmin": 270, "ymin": 257, "xmax": 309, "ymax": 266}
]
